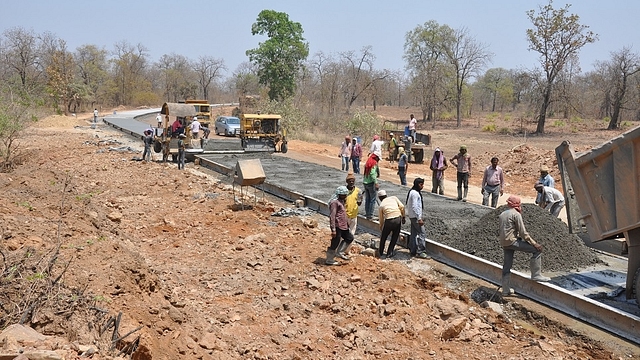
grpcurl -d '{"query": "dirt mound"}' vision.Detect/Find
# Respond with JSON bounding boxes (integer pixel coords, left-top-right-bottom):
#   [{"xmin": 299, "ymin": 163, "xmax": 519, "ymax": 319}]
[{"xmin": 447, "ymin": 203, "xmax": 601, "ymax": 272}]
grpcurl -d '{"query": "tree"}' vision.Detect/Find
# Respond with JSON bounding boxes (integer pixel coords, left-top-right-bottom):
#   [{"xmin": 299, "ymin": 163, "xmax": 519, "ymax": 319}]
[
  {"xmin": 246, "ymin": 10, "xmax": 309, "ymax": 101},
  {"xmin": 74, "ymin": 44, "xmax": 108, "ymax": 109},
  {"xmin": 526, "ymin": 0, "xmax": 597, "ymax": 133},
  {"xmin": 601, "ymin": 47, "xmax": 640, "ymax": 129},
  {"xmin": 1, "ymin": 27, "xmax": 41, "ymax": 90},
  {"xmin": 443, "ymin": 27, "xmax": 492, "ymax": 127},
  {"xmin": 340, "ymin": 46, "xmax": 389, "ymax": 112},
  {"xmin": 110, "ymin": 41, "xmax": 150, "ymax": 105},
  {"xmin": 477, "ymin": 68, "xmax": 514, "ymax": 112},
  {"xmin": 404, "ymin": 20, "xmax": 453, "ymax": 123},
  {"xmin": 194, "ymin": 56, "xmax": 226, "ymax": 101},
  {"xmin": 155, "ymin": 53, "xmax": 193, "ymax": 102},
  {"xmin": 230, "ymin": 62, "xmax": 260, "ymax": 98},
  {"xmin": 45, "ymin": 40, "xmax": 75, "ymax": 115}
]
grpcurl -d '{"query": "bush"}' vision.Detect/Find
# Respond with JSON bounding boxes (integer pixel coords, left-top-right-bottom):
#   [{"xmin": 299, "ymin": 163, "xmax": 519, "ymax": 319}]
[
  {"xmin": 553, "ymin": 120, "xmax": 565, "ymax": 127},
  {"xmin": 481, "ymin": 123, "xmax": 497, "ymax": 132},
  {"xmin": 345, "ymin": 111, "xmax": 381, "ymax": 148}
]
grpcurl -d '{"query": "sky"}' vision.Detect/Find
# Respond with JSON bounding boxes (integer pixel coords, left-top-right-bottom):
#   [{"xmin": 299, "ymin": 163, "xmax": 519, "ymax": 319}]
[{"xmin": 1, "ymin": 0, "xmax": 639, "ymax": 77}]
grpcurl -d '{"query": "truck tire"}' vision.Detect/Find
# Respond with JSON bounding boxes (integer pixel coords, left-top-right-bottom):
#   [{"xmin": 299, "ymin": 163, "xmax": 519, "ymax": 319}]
[
  {"xmin": 153, "ymin": 140, "xmax": 162, "ymax": 153},
  {"xmin": 414, "ymin": 149, "xmax": 424, "ymax": 163},
  {"xmin": 281, "ymin": 143, "xmax": 288, "ymax": 154}
]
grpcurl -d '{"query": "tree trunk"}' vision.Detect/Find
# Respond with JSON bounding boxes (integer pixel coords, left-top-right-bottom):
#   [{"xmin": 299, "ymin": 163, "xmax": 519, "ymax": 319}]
[
  {"xmin": 609, "ymin": 98, "xmax": 622, "ymax": 129},
  {"xmin": 456, "ymin": 91, "xmax": 462, "ymax": 127},
  {"xmin": 536, "ymin": 86, "xmax": 552, "ymax": 134}
]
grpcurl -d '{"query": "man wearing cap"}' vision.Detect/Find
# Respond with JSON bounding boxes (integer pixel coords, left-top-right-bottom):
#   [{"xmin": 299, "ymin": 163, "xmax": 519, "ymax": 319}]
[
  {"xmin": 481, "ymin": 157, "xmax": 504, "ymax": 208},
  {"xmin": 338, "ymin": 136, "xmax": 352, "ymax": 172},
  {"xmin": 327, "ymin": 186, "xmax": 353, "ymax": 265},
  {"xmin": 499, "ymin": 195, "xmax": 550, "ymax": 296},
  {"xmin": 534, "ymin": 183, "xmax": 565, "ymax": 217},
  {"xmin": 450, "ymin": 145, "xmax": 472, "ymax": 202},
  {"xmin": 536, "ymin": 165, "xmax": 555, "ymax": 205},
  {"xmin": 388, "ymin": 133, "xmax": 398, "ymax": 162},
  {"xmin": 430, "ymin": 148, "xmax": 448, "ymax": 195},
  {"xmin": 350, "ymin": 138, "xmax": 362, "ymax": 174},
  {"xmin": 335, "ymin": 172, "xmax": 363, "ymax": 260},
  {"xmin": 406, "ymin": 178, "xmax": 430, "ymax": 259},
  {"xmin": 190, "ymin": 116, "xmax": 201, "ymax": 139},
  {"xmin": 377, "ymin": 189, "xmax": 406, "ymax": 259},
  {"xmin": 142, "ymin": 129, "xmax": 154, "ymax": 163},
  {"xmin": 177, "ymin": 133, "xmax": 187, "ymax": 170}
]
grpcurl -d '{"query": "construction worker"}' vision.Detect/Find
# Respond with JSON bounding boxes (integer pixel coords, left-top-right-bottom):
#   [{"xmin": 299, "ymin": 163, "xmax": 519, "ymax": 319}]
[
  {"xmin": 388, "ymin": 133, "xmax": 398, "ymax": 162},
  {"xmin": 499, "ymin": 195, "xmax": 550, "ymax": 296},
  {"xmin": 142, "ymin": 130, "xmax": 154, "ymax": 162},
  {"xmin": 336, "ymin": 172, "xmax": 362, "ymax": 260},
  {"xmin": 451, "ymin": 145, "xmax": 472, "ymax": 202},
  {"xmin": 327, "ymin": 186, "xmax": 353, "ymax": 265},
  {"xmin": 377, "ymin": 189, "xmax": 405, "ymax": 259},
  {"xmin": 177, "ymin": 134, "xmax": 186, "ymax": 170}
]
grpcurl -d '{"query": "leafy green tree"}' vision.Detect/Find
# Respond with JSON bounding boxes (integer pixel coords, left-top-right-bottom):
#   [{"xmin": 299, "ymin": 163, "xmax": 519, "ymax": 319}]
[
  {"xmin": 526, "ymin": 0, "xmax": 597, "ymax": 133},
  {"xmin": 246, "ymin": 10, "xmax": 309, "ymax": 101},
  {"xmin": 404, "ymin": 20, "xmax": 454, "ymax": 123},
  {"xmin": 0, "ymin": 87, "xmax": 37, "ymax": 171},
  {"xmin": 74, "ymin": 44, "xmax": 108, "ymax": 109}
]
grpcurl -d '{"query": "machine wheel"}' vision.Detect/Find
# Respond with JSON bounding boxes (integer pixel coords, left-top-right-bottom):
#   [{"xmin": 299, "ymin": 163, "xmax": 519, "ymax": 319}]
[
  {"xmin": 281, "ymin": 143, "xmax": 288, "ymax": 154},
  {"xmin": 634, "ymin": 267, "xmax": 640, "ymax": 308},
  {"xmin": 413, "ymin": 149, "xmax": 424, "ymax": 163},
  {"xmin": 153, "ymin": 140, "xmax": 162, "ymax": 153}
]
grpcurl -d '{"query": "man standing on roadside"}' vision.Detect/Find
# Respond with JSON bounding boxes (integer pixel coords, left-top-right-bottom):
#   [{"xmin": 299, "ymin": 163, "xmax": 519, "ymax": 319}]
[
  {"xmin": 350, "ymin": 138, "xmax": 362, "ymax": 174},
  {"xmin": 406, "ymin": 178, "xmax": 429, "ymax": 259},
  {"xmin": 363, "ymin": 153, "xmax": 380, "ymax": 219},
  {"xmin": 430, "ymin": 148, "xmax": 448, "ymax": 195},
  {"xmin": 481, "ymin": 157, "xmax": 504, "ymax": 208},
  {"xmin": 499, "ymin": 195, "xmax": 550, "ymax": 296},
  {"xmin": 338, "ymin": 136, "xmax": 352, "ymax": 172},
  {"xmin": 450, "ymin": 145, "xmax": 472, "ymax": 202},
  {"xmin": 335, "ymin": 172, "xmax": 363, "ymax": 260},
  {"xmin": 397, "ymin": 147, "xmax": 408, "ymax": 186},
  {"xmin": 377, "ymin": 189, "xmax": 405, "ymax": 259},
  {"xmin": 327, "ymin": 186, "xmax": 353, "ymax": 265},
  {"xmin": 177, "ymin": 133, "xmax": 186, "ymax": 170},
  {"xmin": 93, "ymin": 108, "xmax": 98, "ymax": 123},
  {"xmin": 370, "ymin": 135, "xmax": 384, "ymax": 159},
  {"xmin": 142, "ymin": 130, "xmax": 154, "ymax": 162}
]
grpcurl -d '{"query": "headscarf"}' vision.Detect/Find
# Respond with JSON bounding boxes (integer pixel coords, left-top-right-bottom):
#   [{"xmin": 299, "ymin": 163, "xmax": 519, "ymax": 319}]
[
  {"xmin": 431, "ymin": 147, "xmax": 445, "ymax": 180},
  {"xmin": 406, "ymin": 177, "xmax": 424, "ymax": 209},
  {"xmin": 328, "ymin": 185, "xmax": 349, "ymax": 204},
  {"xmin": 398, "ymin": 147, "xmax": 405, "ymax": 154},
  {"xmin": 507, "ymin": 195, "xmax": 522, "ymax": 213},
  {"xmin": 364, "ymin": 153, "xmax": 379, "ymax": 177}
]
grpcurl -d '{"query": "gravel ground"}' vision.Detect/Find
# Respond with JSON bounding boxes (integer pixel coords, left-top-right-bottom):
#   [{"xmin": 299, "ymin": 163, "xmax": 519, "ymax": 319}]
[{"xmin": 201, "ymin": 153, "xmax": 600, "ymax": 273}]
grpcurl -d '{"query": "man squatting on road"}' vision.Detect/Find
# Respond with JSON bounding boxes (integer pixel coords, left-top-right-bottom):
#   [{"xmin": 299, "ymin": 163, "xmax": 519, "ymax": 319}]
[
  {"xmin": 326, "ymin": 186, "xmax": 354, "ymax": 265},
  {"xmin": 499, "ymin": 195, "xmax": 550, "ymax": 296},
  {"xmin": 377, "ymin": 189, "xmax": 406, "ymax": 259}
]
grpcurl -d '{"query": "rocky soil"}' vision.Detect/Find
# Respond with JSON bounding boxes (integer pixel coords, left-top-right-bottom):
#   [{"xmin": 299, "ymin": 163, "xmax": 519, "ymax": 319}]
[{"xmin": 0, "ymin": 111, "xmax": 637, "ymax": 359}]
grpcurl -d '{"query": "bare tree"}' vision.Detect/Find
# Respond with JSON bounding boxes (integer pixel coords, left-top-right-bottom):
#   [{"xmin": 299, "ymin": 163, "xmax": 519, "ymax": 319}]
[
  {"xmin": 74, "ymin": 44, "xmax": 108, "ymax": 108},
  {"xmin": 231, "ymin": 61, "xmax": 260, "ymax": 98},
  {"xmin": 526, "ymin": 1, "xmax": 597, "ymax": 133},
  {"xmin": 194, "ymin": 56, "xmax": 226, "ymax": 101},
  {"xmin": 444, "ymin": 27, "xmax": 493, "ymax": 127},
  {"xmin": 340, "ymin": 46, "xmax": 389, "ymax": 112},
  {"xmin": 1, "ymin": 27, "xmax": 40, "ymax": 90},
  {"xmin": 601, "ymin": 47, "xmax": 640, "ymax": 129},
  {"xmin": 111, "ymin": 41, "xmax": 150, "ymax": 105}
]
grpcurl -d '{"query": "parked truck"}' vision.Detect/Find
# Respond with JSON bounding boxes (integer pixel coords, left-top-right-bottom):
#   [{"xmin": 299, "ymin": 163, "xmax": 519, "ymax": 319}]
[
  {"xmin": 556, "ymin": 126, "xmax": 640, "ymax": 306},
  {"xmin": 381, "ymin": 121, "xmax": 430, "ymax": 163}
]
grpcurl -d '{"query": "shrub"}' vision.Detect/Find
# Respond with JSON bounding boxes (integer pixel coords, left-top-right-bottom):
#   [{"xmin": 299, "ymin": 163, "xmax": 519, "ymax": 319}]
[
  {"xmin": 553, "ymin": 120, "xmax": 565, "ymax": 127},
  {"xmin": 482, "ymin": 123, "xmax": 497, "ymax": 132}
]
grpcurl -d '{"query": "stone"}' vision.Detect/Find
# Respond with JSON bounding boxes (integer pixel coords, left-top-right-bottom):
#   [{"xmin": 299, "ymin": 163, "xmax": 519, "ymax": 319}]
[
  {"xmin": 168, "ymin": 307, "xmax": 184, "ymax": 323},
  {"xmin": 440, "ymin": 317, "xmax": 468, "ymax": 341},
  {"xmin": 481, "ymin": 301, "xmax": 503, "ymax": 315},
  {"xmin": 106, "ymin": 211, "xmax": 122, "ymax": 222}
]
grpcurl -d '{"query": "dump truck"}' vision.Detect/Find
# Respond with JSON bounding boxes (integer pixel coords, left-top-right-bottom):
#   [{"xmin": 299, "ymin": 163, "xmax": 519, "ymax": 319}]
[
  {"xmin": 233, "ymin": 95, "xmax": 288, "ymax": 153},
  {"xmin": 556, "ymin": 126, "xmax": 640, "ymax": 306},
  {"xmin": 153, "ymin": 102, "xmax": 207, "ymax": 162}
]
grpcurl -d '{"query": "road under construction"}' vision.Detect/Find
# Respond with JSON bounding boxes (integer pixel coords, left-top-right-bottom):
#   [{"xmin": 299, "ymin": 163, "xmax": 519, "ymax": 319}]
[{"xmin": 103, "ymin": 110, "xmax": 640, "ymax": 346}]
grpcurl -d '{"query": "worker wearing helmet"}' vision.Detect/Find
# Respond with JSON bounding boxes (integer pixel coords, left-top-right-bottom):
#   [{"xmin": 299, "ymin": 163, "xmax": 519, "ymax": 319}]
[{"xmin": 327, "ymin": 186, "xmax": 353, "ymax": 265}]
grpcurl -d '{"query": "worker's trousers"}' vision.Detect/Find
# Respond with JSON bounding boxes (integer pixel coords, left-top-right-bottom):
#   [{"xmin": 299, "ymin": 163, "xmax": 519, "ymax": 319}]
[
  {"xmin": 502, "ymin": 238, "xmax": 542, "ymax": 276},
  {"xmin": 482, "ymin": 184, "xmax": 501, "ymax": 208},
  {"xmin": 408, "ymin": 218, "xmax": 427, "ymax": 256},
  {"xmin": 364, "ymin": 183, "xmax": 377, "ymax": 219}
]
